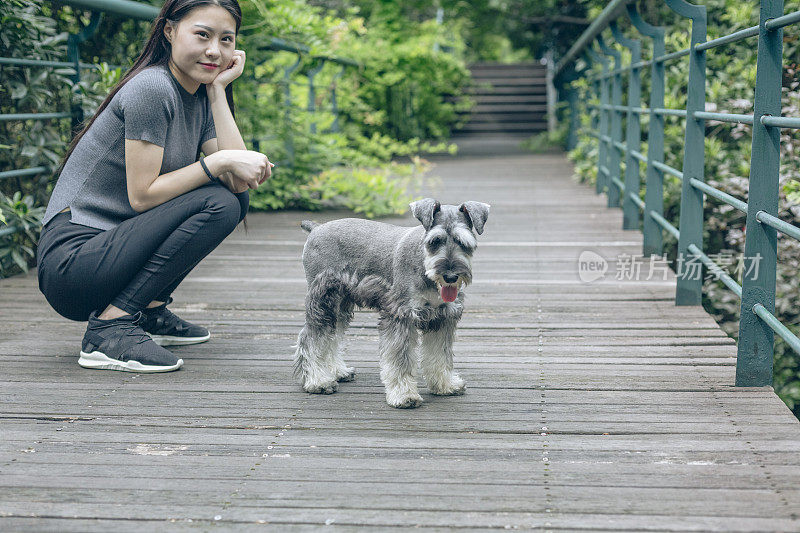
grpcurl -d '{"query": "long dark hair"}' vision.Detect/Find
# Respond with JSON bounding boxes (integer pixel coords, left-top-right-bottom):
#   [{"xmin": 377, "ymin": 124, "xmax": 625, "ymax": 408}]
[{"xmin": 55, "ymin": 0, "xmax": 242, "ymax": 179}]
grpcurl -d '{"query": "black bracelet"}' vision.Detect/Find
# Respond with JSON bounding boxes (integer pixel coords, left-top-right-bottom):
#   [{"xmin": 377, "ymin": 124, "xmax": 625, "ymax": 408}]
[{"xmin": 199, "ymin": 156, "xmax": 221, "ymax": 185}]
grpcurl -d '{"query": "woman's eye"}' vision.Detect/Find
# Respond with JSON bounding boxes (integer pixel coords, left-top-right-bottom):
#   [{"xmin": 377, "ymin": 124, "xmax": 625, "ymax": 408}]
[{"xmin": 197, "ymin": 32, "xmax": 233, "ymax": 42}]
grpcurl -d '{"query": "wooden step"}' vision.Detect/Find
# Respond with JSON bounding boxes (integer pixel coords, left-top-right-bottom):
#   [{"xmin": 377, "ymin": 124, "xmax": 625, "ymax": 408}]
[
  {"xmin": 466, "ymin": 85, "xmax": 547, "ymax": 95},
  {"xmin": 467, "ymin": 104, "xmax": 548, "ymax": 113},
  {"xmin": 460, "ymin": 112, "xmax": 547, "ymax": 123},
  {"xmin": 468, "ymin": 76, "xmax": 548, "ymax": 85},
  {"xmin": 454, "ymin": 122, "xmax": 547, "ymax": 132},
  {"xmin": 458, "ymin": 62, "xmax": 550, "ymax": 135},
  {"xmin": 446, "ymin": 94, "xmax": 547, "ymax": 104}
]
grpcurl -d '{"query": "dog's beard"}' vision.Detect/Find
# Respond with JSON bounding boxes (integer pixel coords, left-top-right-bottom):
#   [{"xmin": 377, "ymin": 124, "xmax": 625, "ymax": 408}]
[{"xmin": 424, "ymin": 250, "xmax": 473, "ymax": 303}]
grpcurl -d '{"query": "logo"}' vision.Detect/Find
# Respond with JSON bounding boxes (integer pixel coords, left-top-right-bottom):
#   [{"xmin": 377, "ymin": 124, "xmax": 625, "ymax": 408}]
[{"xmin": 578, "ymin": 250, "xmax": 607, "ymax": 283}]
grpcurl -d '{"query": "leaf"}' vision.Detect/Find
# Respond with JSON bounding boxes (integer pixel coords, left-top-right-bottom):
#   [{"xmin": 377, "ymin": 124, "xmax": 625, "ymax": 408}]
[{"xmin": 11, "ymin": 249, "xmax": 28, "ymax": 272}]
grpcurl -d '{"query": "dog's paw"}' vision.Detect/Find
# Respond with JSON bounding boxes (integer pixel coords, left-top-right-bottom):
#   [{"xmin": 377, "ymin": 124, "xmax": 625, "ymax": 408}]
[
  {"xmin": 429, "ymin": 376, "xmax": 466, "ymax": 396},
  {"xmin": 387, "ymin": 393, "xmax": 424, "ymax": 409},
  {"xmin": 303, "ymin": 380, "xmax": 338, "ymax": 394},
  {"xmin": 335, "ymin": 367, "xmax": 356, "ymax": 382}
]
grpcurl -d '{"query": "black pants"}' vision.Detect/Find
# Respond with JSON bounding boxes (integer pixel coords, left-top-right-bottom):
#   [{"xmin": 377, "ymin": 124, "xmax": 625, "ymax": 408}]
[{"xmin": 37, "ymin": 184, "xmax": 248, "ymax": 322}]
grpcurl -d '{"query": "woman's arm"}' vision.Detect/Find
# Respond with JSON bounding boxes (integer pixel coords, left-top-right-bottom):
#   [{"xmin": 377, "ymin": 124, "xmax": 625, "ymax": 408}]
[
  {"xmin": 205, "ymin": 50, "xmax": 271, "ymax": 192},
  {"xmin": 126, "ymin": 139, "xmax": 230, "ymax": 212},
  {"xmin": 204, "ymin": 85, "xmax": 248, "ymax": 194},
  {"xmin": 207, "ymin": 84, "xmax": 246, "ymax": 151}
]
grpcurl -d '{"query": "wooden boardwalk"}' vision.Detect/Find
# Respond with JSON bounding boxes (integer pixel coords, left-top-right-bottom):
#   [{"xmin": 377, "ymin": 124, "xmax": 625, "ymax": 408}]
[{"xmin": 1, "ymin": 153, "xmax": 799, "ymax": 531}]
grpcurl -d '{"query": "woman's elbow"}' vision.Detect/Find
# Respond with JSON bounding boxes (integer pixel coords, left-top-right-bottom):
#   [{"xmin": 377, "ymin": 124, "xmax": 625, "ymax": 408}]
[{"xmin": 128, "ymin": 193, "xmax": 151, "ymax": 213}]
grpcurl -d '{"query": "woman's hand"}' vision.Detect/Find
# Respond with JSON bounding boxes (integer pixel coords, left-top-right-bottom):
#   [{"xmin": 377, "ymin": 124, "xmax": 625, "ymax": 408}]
[
  {"xmin": 209, "ymin": 50, "xmax": 245, "ymax": 90},
  {"xmin": 216, "ymin": 149, "xmax": 274, "ymax": 193},
  {"xmin": 219, "ymin": 173, "xmax": 250, "ymax": 194}
]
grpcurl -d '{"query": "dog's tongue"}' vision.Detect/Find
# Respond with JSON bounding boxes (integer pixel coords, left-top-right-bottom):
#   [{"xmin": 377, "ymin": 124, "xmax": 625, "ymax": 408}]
[{"xmin": 441, "ymin": 285, "xmax": 458, "ymax": 302}]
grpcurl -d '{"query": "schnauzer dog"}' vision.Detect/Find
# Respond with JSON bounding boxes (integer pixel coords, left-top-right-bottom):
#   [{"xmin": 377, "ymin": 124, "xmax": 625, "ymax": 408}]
[{"xmin": 292, "ymin": 198, "xmax": 490, "ymax": 408}]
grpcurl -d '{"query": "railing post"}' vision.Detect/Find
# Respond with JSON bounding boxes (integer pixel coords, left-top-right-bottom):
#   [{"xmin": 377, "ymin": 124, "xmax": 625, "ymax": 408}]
[
  {"xmin": 627, "ymin": 5, "xmax": 667, "ymax": 257},
  {"xmin": 596, "ymin": 35, "xmax": 622, "ymax": 209},
  {"xmin": 583, "ymin": 51, "xmax": 600, "ymax": 137},
  {"xmin": 610, "ymin": 21, "xmax": 642, "ymax": 230},
  {"xmin": 566, "ymin": 82, "xmax": 580, "ymax": 151},
  {"xmin": 545, "ymin": 46, "xmax": 557, "ymax": 135},
  {"xmin": 736, "ymin": 0, "xmax": 784, "ymax": 386},
  {"xmin": 282, "ymin": 54, "xmax": 303, "ymax": 166},
  {"xmin": 328, "ymin": 65, "xmax": 347, "ymax": 133},
  {"xmin": 586, "ymin": 47, "xmax": 609, "ymax": 196},
  {"xmin": 306, "ymin": 59, "xmax": 325, "ymax": 135},
  {"xmin": 666, "ymin": 0, "xmax": 707, "ymax": 306},
  {"xmin": 560, "ymin": 63, "xmax": 582, "ymax": 152}
]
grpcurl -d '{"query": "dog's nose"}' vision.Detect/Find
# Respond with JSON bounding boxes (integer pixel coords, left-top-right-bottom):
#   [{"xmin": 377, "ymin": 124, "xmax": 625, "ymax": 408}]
[{"xmin": 443, "ymin": 274, "xmax": 458, "ymax": 284}]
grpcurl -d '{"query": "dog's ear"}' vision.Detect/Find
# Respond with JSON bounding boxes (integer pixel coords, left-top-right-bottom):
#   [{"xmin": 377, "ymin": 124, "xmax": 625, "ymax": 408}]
[
  {"xmin": 459, "ymin": 201, "xmax": 490, "ymax": 235},
  {"xmin": 409, "ymin": 198, "xmax": 441, "ymax": 231}
]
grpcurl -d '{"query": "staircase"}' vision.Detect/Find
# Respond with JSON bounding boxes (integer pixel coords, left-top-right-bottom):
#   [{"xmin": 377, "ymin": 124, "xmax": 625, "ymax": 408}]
[{"xmin": 453, "ymin": 62, "xmax": 548, "ymax": 138}]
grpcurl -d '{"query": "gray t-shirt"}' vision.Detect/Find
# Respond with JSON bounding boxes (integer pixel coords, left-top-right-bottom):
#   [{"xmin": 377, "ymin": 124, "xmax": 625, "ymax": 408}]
[{"xmin": 42, "ymin": 63, "xmax": 217, "ymax": 230}]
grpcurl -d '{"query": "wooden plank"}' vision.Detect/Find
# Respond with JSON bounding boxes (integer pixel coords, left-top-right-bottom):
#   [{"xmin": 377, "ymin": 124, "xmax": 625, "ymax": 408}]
[{"xmin": 1, "ymin": 152, "xmax": 799, "ymax": 530}]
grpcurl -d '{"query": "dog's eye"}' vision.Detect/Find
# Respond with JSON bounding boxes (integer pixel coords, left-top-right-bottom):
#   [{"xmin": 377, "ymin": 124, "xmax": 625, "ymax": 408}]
[
  {"xmin": 454, "ymin": 238, "xmax": 474, "ymax": 253},
  {"xmin": 427, "ymin": 237, "xmax": 444, "ymax": 249}
]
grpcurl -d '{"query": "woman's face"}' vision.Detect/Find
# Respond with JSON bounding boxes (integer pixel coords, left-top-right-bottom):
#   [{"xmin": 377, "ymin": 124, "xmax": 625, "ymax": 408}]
[{"xmin": 164, "ymin": 5, "xmax": 237, "ymax": 94}]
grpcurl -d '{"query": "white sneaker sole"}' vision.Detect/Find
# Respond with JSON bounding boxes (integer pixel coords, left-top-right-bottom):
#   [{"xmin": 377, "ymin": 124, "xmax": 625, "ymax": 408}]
[
  {"xmin": 147, "ymin": 332, "xmax": 211, "ymax": 346},
  {"xmin": 78, "ymin": 351, "xmax": 184, "ymax": 373}
]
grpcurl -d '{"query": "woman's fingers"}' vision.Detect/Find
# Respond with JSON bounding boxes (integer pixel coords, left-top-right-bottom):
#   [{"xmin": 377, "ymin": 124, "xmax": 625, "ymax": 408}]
[{"xmin": 256, "ymin": 160, "xmax": 274, "ymax": 185}]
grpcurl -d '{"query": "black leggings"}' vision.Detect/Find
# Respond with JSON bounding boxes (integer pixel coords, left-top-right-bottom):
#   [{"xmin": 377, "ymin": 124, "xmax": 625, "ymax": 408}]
[{"xmin": 37, "ymin": 184, "xmax": 248, "ymax": 322}]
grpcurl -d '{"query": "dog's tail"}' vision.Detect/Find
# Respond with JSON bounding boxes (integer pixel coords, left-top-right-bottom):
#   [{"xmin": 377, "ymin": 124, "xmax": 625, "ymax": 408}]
[{"xmin": 300, "ymin": 220, "xmax": 319, "ymax": 233}]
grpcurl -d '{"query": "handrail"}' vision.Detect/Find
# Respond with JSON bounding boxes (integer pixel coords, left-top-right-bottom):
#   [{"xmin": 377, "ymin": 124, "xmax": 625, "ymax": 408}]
[
  {"xmin": 610, "ymin": 20, "xmax": 643, "ymax": 230},
  {"xmin": 559, "ymin": 0, "xmax": 800, "ymax": 387},
  {"xmin": 554, "ymin": 0, "xmax": 632, "ymax": 79},
  {"xmin": 60, "ymin": 0, "xmax": 159, "ymax": 20}
]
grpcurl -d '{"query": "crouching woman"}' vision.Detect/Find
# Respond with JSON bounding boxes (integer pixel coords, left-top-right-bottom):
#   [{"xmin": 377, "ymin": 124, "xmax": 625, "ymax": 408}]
[{"xmin": 37, "ymin": 0, "xmax": 272, "ymax": 372}]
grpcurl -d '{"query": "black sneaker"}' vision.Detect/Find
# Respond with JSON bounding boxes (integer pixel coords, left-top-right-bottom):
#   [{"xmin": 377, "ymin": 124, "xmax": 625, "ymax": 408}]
[
  {"xmin": 140, "ymin": 297, "xmax": 210, "ymax": 346},
  {"xmin": 78, "ymin": 311, "xmax": 184, "ymax": 373}
]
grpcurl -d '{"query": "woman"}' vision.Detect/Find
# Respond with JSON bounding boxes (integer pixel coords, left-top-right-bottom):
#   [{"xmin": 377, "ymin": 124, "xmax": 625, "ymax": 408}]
[{"xmin": 36, "ymin": 0, "xmax": 272, "ymax": 373}]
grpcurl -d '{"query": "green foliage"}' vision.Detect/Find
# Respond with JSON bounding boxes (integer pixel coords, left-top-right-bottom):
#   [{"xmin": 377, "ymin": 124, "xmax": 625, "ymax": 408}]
[
  {"xmin": 521, "ymin": 122, "xmax": 568, "ymax": 154},
  {"xmin": 0, "ymin": 0, "xmax": 73, "ymax": 204},
  {"xmin": 230, "ymin": 0, "xmax": 470, "ymax": 212},
  {"xmin": 304, "ymin": 156, "xmax": 433, "ymax": 218},
  {"xmin": 0, "ymin": 0, "xmax": 474, "ymax": 276},
  {"xmin": 0, "ymin": 191, "xmax": 44, "ymax": 276},
  {"xmin": 357, "ymin": 0, "xmax": 589, "ymax": 63},
  {"xmin": 569, "ymin": 0, "xmax": 800, "ymax": 418}
]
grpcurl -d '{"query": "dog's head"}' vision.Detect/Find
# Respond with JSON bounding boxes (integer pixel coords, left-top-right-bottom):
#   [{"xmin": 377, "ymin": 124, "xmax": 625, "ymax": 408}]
[{"xmin": 409, "ymin": 198, "xmax": 490, "ymax": 303}]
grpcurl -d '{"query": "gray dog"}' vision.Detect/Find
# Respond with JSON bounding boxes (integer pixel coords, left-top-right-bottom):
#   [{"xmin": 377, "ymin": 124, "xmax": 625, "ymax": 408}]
[{"xmin": 292, "ymin": 198, "xmax": 490, "ymax": 408}]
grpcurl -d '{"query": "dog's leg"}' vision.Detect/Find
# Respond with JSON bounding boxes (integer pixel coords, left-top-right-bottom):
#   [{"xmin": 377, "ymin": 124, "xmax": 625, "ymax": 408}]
[
  {"xmin": 378, "ymin": 313, "xmax": 423, "ymax": 408},
  {"xmin": 331, "ymin": 300, "xmax": 356, "ymax": 382},
  {"xmin": 293, "ymin": 323, "xmax": 338, "ymax": 394},
  {"xmin": 293, "ymin": 278, "xmax": 342, "ymax": 394},
  {"xmin": 420, "ymin": 317, "xmax": 466, "ymax": 396}
]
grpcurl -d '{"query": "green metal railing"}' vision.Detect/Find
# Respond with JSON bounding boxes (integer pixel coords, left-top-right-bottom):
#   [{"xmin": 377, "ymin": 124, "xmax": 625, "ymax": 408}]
[
  {"xmin": 252, "ymin": 38, "xmax": 359, "ymax": 164},
  {"xmin": 555, "ymin": 0, "xmax": 800, "ymax": 387},
  {"xmin": 0, "ymin": 0, "xmax": 358, "ymax": 240}
]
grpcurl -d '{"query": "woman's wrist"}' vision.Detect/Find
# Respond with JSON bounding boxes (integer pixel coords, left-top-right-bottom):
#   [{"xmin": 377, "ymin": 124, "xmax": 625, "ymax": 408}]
[
  {"xmin": 203, "ymin": 151, "xmax": 229, "ymax": 176},
  {"xmin": 206, "ymin": 83, "xmax": 227, "ymax": 102}
]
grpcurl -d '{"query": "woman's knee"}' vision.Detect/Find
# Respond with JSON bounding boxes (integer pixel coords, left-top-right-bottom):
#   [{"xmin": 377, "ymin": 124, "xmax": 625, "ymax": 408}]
[
  {"xmin": 204, "ymin": 186, "xmax": 242, "ymax": 230},
  {"xmin": 38, "ymin": 267, "xmax": 93, "ymax": 322}
]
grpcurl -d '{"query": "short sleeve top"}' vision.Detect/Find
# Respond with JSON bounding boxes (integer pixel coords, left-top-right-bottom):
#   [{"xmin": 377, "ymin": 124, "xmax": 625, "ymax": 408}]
[{"xmin": 42, "ymin": 63, "xmax": 217, "ymax": 231}]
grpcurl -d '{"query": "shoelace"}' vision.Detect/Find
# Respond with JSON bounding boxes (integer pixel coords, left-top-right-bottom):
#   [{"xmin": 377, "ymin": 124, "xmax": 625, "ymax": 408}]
[{"xmin": 114, "ymin": 313, "xmax": 153, "ymax": 350}]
